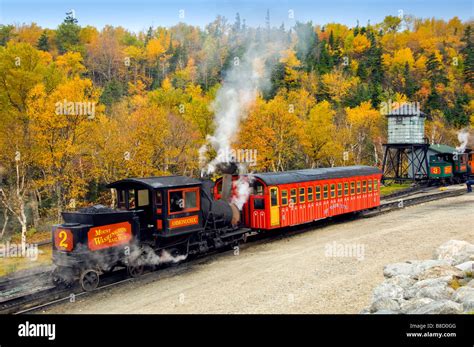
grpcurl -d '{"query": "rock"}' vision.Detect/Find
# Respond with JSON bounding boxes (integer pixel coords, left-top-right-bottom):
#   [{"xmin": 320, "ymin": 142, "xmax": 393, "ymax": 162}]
[
  {"xmin": 383, "ymin": 260, "xmax": 451, "ymax": 279},
  {"xmin": 452, "ymin": 287, "xmax": 474, "ymax": 312},
  {"xmin": 400, "ymin": 298, "xmax": 434, "ymax": 314},
  {"xmin": 372, "ymin": 282, "xmax": 404, "ymax": 301},
  {"xmin": 468, "ymin": 279, "xmax": 474, "ymax": 288},
  {"xmin": 385, "ymin": 275, "xmax": 416, "ymax": 290},
  {"xmin": 455, "ymin": 261, "xmax": 473, "ymax": 273},
  {"xmin": 383, "ymin": 262, "xmax": 415, "ymax": 278},
  {"xmin": 404, "ymin": 276, "xmax": 452, "ymax": 299},
  {"xmin": 370, "ymin": 297, "xmax": 400, "ymax": 313},
  {"xmin": 417, "ymin": 265, "xmax": 464, "ymax": 281},
  {"xmin": 434, "ymin": 240, "xmax": 474, "ymax": 265},
  {"xmin": 409, "ymin": 259, "xmax": 452, "ymax": 279},
  {"xmin": 408, "ymin": 300, "xmax": 463, "ymax": 314},
  {"xmin": 415, "ymin": 284, "xmax": 455, "ymax": 301}
]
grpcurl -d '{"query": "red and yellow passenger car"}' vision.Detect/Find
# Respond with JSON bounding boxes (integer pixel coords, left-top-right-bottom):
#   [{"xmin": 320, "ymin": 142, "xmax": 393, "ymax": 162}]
[{"xmin": 215, "ymin": 166, "xmax": 382, "ymax": 230}]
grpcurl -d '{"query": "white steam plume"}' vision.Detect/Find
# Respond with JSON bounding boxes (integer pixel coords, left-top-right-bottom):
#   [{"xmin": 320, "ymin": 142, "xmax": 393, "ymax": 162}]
[
  {"xmin": 456, "ymin": 129, "xmax": 470, "ymax": 153},
  {"xmin": 200, "ymin": 40, "xmax": 284, "ymax": 175}
]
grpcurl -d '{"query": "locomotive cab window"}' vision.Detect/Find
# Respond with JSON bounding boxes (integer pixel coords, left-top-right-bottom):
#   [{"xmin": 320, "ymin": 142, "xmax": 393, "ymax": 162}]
[
  {"xmin": 299, "ymin": 188, "xmax": 305, "ymax": 203},
  {"xmin": 137, "ymin": 189, "xmax": 150, "ymax": 207},
  {"xmin": 156, "ymin": 190, "xmax": 163, "ymax": 205},
  {"xmin": 128, "ymin": 189, "xmax": 136, "ymax": 209},
  {"xmin": 117, "ymin": 190, "xmax": 126, "ymax": 209},
  {"xmin": 281, "ymin": 190, "xmax": 288, "ymax": 206},
  {"xmin": 168, "ymin": 188, "xmax": 200, "ymax": 214}
]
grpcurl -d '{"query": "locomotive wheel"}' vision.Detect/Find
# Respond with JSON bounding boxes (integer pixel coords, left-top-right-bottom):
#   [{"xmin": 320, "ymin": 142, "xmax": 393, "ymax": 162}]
[
  {"xmin": 80, "ymin": 269, "xmax": 100, "ymax": 291},
  {"xmin": 127, "ymin": 262, "xmax": 144, "ymax": 278}
]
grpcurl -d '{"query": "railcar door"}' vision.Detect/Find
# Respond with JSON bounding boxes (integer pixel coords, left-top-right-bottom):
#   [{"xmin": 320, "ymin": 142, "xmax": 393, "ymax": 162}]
[{"xmin": 269, "ymin": 187, "xmax": 280, "ymax": 227}]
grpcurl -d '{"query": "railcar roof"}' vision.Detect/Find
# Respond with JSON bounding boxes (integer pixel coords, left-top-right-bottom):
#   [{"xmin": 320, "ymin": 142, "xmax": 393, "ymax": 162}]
[
  {"xmin": 107, "ymin": 176, "xmax": 202, "ymax": 189},
  {"xmin": 252, "ymin": 166, "xmax": 381, "ymax": 185}
]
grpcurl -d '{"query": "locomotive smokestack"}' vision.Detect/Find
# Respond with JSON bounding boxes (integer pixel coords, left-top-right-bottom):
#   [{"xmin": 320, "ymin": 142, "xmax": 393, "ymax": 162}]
[{"xmin": 216, "ymin": 161, "xmax": 238, "ymax": 202}]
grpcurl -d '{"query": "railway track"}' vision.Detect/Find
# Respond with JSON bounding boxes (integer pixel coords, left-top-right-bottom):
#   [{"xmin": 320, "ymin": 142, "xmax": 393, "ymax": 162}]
[{"xmin": 0, "ymin": 184, "xmax": 467, "ymax": 314}]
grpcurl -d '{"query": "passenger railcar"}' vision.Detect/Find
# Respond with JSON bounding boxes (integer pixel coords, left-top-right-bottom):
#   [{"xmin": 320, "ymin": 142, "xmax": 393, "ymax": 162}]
[{"xmin": 214, "ymin": 166, "xmax": 382, "ymax": 230}]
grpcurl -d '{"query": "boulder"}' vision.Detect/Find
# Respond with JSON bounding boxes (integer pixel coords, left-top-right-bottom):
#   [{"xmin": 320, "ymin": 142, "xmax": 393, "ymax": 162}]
[
  {"xmin": 409, "ymin": 259, "xmax": 452, "ymax": 279},
  {"xmin": 452, "ymin": 286, "xmax": 474, "ymax": 311},
  {"xmin": 404, "ymin": 276, "xmax": 452, "ymax": 299},
  {"xmin": 400, "ymin": 298, "xmax": 434, "ymax": 314},
  {"xmin": 455, "ymin": 261, "xmax": 473, "ymax": 273},
  {"xmin": 385, "ymin": 275, "xmax": 416, "ymax": 290},
  {"xmin": 415, "ymin": 284, "xmax": 455, "ymax": 301},
  {"xmin": 383, "ymin": 262, "xmax": 415, "ymax": 278},
  {"xmin": 373, "ymin": 309, "xmax": 398, "ymax": 314},
  {"xmin": 468, "ymin": 279, "xmax": 474, "ymax": 288},
  {"xmin": 370, "ymin": 297, "xmax": 401, "ymax": 313},
  {"xmin": 408, "ymin": 300, "xmax": 463, "ymax": 314},
  {"xmin": 372, "ymin": 282, "xmax": 404, "ymax": 301},
  {"xmin": 417, "ymin": 265, "xmax": 464, "ymax": 281},
  {"xmin": 434, "ymin": 240, "xmax": 474, "ymax": 265}
]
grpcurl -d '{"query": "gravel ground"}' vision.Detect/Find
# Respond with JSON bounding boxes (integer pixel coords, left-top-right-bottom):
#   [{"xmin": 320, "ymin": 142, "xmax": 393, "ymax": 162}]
[{"xmin": 41, "ymin": 193, "xmax": 474, "ymax": 314}]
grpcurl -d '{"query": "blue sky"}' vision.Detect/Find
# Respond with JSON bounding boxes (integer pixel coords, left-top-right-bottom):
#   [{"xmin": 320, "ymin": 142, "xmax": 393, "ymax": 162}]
[{"xmin": 1, "ymin": 0, "xmax": 472, "ymax": 32}]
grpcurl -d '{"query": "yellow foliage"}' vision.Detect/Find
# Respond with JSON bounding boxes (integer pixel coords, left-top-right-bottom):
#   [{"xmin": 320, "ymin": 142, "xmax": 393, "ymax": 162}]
[{"xmin": 352, "ymin": 34, "xmax": 371, "ymax": 54}]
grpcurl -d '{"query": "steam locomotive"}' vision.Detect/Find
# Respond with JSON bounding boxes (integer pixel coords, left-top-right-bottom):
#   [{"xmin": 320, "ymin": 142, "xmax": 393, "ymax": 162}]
[{"xmin": 52, "ymin": 165, "xmax": 382, "ymax": 291}]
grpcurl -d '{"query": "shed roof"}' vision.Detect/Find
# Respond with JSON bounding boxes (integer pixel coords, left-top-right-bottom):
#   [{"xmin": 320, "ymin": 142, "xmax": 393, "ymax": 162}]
[
  {"xmin": 107, "ymin": 176, "xmax": 202, "ymax": 189},
  {"xmin": 252, "ymin": 166, "xmax": 381, "ymax": 186}
]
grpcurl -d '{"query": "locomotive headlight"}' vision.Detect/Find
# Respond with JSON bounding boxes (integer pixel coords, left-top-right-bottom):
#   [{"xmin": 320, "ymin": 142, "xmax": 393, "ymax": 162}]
[{"xmin": 54, "ymin": 228, "xmax": 74, "ymax": 252}]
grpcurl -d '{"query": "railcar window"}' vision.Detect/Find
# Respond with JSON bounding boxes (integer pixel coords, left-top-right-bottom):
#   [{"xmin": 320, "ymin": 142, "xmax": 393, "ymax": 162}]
[
  {"xmin": 290, "ymin": 188, "xmax": 297, "ymax": 205},
  {"xmin": 137, "ymin": 189, "xmax": 150, "ymax": 207},
  {"xmin": 374, "ymin": 180, "xmax": 379, "ymax": 191},
  {"xmin": 299, "ymin": 188, "xmax": 305, "ymax": 203},
  {"xmin": 156, "ymin": 191, "xmax": 162, "ymax": 205},
  {"xmin": 255, "ymin": 182, "xmax": 264, "ymax": 195},
  {"xmin": 270, "ymin": 188, "xmax": 278, "ymax": 206},
  {"xmin": 330, "ymin": 184, "xmax": 335, "ymax": 198},
  {"xmin": 323, "ymin": 185, "xmax": 328, "ymax": 199},
  {"xmin": 368, "ymin": 180, "xmax": 373, "ymax": 193},
  {"xmin": 281, "ymin": 190, "xmax": 288, "ymax": 206},
  {"xmin": 307, "ymin": 187, "xmax": 313, "ymax": 202},
  {"xmin": 362, "ymin": 181, "xmax": 367, "ymax": 193},
  {"xmin": 350, "ymin": 182, "xmax": 355, "ymax": 195},
  {"xmin": 169, "ymin": 191, "xmax": 184, "ymax": 212},
  {"xmin": 344, "ymin": 183, "xmax": 349, "ymax": 196},
  {"xmin": 316, "ymin": 186, "xmax": 321, "ymax": 200},
  {"xmin": 185, "ymin": 190, "xmax": 197, "ymax": 209},
  {"xmin": 356, "ymin": 181, "xmax": 361, "ymax": 194},
  {"xmin": 128, "ymin": 190, "xmax": 136, "ymax": 209},
  {"xmin": 337, "ymin": 183, "xmax": 342, "ymax": 197},
  {"xmin": 254, "ymin": 198, "xmax": 265, "ymax": 210}
]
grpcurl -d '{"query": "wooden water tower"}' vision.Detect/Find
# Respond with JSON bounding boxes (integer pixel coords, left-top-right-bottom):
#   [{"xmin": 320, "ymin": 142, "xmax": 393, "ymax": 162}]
[{"xmin": 381, "ymin": 103, "xmax": 429, "ymax": 182}]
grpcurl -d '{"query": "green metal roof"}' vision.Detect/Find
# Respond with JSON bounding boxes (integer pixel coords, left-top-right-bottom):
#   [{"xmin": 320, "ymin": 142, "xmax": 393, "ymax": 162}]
[{"xmin": 429, "ymin": 144, "xmax": 457, "ymax": 154}]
